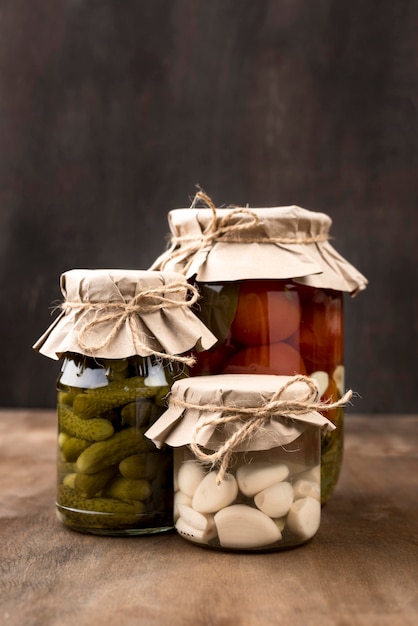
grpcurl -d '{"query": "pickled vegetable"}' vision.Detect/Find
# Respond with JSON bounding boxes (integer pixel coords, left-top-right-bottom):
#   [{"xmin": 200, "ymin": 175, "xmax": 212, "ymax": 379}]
[
  {"xmin": 103, "ymin": 477, "xmax": 152, "ymax": 502},
  {"xmin": 223, "ymin": 342, "xmax": 307, "ymax": 376},
  {"xmin": 58, "ymin": 404, "xmax": 114, "ymax": 442},
  {"xmin": 121, "ymin": 400, "xmax": 161, "ymax": 427},
  {"xmin": 60, "ymin": 435, "xmax": 91, "ymax": 462},
  {"xmin": 230, "ymin": 281, "xmax": 301, "ymax": 345},
  {"xmin": 56, "ymin": 354, "xmax": 181, "ymax": 534},
  {"xmin": 320, "ymin": 405, "xmax": 344, "ymax": 504},
  {"xmin": 57, "ymin": 485, "xmax": 146, "ymax": 529},
  {"xmin": 76, "ymin": 427, "xmax": 155, "ymax": 474},
  {"xmin": 73, "ymin": 376, "xmax": 157, "ymax": 419},
  {"xmin": 174, "ymin": 440, "xmax": 323, "ymax": 551},
  {"xmin": 119, "ymin": 453, "xmax": 160, "ymax": 480},
  {"xmin": 74, "ymin": 467, "xmax": 116, "ymax": 498}
]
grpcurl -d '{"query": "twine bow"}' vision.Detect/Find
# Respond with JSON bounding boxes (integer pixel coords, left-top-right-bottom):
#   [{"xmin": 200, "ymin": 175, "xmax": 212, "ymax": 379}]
[
  {"xmin": 62, "ymin": 281, "xmax": 200, "ymax": 365},
  {"xmin": 171, "ymin": 375, "xmax": 352, "ymax": 484},
  {"xmin": 159, "ymin": 190, "xmax": 329, "ymax": 273},
  {"xmin": 159, "ymin": 190, "xmax": 259, "ymax": 272}
]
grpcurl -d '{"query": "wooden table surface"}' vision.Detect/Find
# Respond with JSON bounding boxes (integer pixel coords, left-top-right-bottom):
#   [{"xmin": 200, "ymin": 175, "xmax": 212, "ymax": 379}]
[{"xmin": 0, "ymin": 410, "xmax": 417, "ymax": 626}]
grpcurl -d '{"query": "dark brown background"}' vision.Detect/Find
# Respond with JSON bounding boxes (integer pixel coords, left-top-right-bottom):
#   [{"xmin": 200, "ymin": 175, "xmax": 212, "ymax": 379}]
[{"xmin": 0, "ymin": 0, "xmax": 416, "ymax": 412}]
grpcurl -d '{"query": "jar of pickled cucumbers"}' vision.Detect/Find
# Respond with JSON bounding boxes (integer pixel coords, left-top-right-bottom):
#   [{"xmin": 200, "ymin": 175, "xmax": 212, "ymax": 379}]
[
  {"xmin": 145, "ymin": 374, "xmax": 352, "ymax": 551},
  {"xmin": 33, "ymin": 269, "xmax": 216, "ymax": 535},
  {"xmin": 150, "ymin": 191, "xmax": 367, "ymax": 503}
]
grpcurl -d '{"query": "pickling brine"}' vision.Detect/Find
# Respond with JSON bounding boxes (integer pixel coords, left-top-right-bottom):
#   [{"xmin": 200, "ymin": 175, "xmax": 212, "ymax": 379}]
[
  {"xmin": 56, "ymin": 353, "xmax": 182, "ymax": 535},
  {"xmin": 174, "ymin": 430, "xmax": 322, "ymax": 551}
]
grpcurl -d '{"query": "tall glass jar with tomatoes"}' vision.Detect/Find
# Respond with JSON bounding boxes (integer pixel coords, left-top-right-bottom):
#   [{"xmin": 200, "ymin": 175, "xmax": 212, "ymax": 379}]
[{"xmin": 150, "ymin": 193, "xmax": 368, "ymax": 503}]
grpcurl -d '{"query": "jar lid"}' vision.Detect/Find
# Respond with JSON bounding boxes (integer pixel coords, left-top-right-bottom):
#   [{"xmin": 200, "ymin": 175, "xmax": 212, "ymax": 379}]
[
  {"xmin": 151, "ymin": 195, "xmax": 367, "ymax": 294},
  {"xmin": 33, "ymin": 269, "xmax": 216, "ymax": 361},
  {"xmin": 146, "ymin": 374, "xmax": 346, "ymax": 454}
]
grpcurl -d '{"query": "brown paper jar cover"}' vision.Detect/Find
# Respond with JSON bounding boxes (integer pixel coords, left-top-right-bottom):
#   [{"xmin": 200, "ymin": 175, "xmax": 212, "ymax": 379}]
[
  {"xmin": 145, "ymin": 374, "xmax": 336, "ymax": 452},
  {"xmin": 150, "ymin": 205, "xmax": 367, "ymax": 294},
  {"xmin": 33, "ymin": 269, "xmax": 217, "ymax": 360}
]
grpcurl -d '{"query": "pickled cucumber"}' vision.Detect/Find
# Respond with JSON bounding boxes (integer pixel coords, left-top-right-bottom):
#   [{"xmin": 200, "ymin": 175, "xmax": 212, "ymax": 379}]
[
  {"xmin": 58, "ymin": 404, "xmax": 114, "ymax": 442},
  {"xmin": 119, "ymin": 453, "xmax": 160, "ymax": 480},
  {"xmin": 61, "ymin": 435, "xmax": 91, "ymax": 461},
  {"xmin": 76, "ymin": 427, "xmax": 156, "ymax": 474},
  {"xmin": 320, "ymin": 405, "xmax": 344, "ymax": 504},
  {"xmin": 121, "ymin": 400, "xmax": 162, "ymax": 427},
  {"xmin": 58, "ymin": 432, "xmax": 70, "ymax": 448},
  {"xmin": 73, "ymin": 376, "xmax": 157, "ymax": 418},
  {"xmin": 63, "ymin": 473, "xmax": 77, "ymax": 488},
  {"xmin": 103, "ymin": 477, "xmax": 152, "ymax": 502},
  {"xmin": 74, "ymin": 466, "xmax": 116, "ymax": 498},
  {"xmin": 58, "ymin": 389, "xmax": 78, "ymax": 406},
  {"xmin": 57, "ymin": 485, "xmax": 146, "ymax": 528}
]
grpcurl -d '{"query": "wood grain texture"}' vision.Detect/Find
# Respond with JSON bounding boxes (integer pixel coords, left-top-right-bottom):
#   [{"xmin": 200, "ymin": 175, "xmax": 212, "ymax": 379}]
[
  {"xmin": 0, "ymin": 410, "xmax": 417, "ymax": 626},
  {"xmin": 0, "ymin": 1, "xmax": 417, "ymax": 412}
]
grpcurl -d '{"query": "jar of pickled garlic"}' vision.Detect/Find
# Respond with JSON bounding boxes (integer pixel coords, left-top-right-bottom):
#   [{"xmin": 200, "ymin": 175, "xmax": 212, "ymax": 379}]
[
  {"xmin": 33, "ymin": 269, "xmax": 216, "ymax": 535},
  {"xmin": 150, "ymin": 192, "xmax": 367, "ymax": 502},
  {"xmin": 145, "ymin": 374, "xmax": 352, "ymax": 551}
]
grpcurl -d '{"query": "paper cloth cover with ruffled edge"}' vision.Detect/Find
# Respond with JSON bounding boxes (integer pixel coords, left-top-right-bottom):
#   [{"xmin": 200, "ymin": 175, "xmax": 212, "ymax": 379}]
[
  {"xmin": 150, "ymin": 205, "xmax": 367, "ymax": 295},
  {"xmin": 33, "ymin": 269, "xmax": 217, "ymax": 360},
  {"xmin": 145, "ymin": 374, "xmax": 337, "ymax": 452}
]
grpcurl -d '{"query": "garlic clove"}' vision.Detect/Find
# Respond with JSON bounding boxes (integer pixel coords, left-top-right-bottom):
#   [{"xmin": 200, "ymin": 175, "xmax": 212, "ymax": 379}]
[
  {"xmin": 175, "ymin": 515, "xmax": 217, "ymax": 545},
  {"xmin": 293, "ymin": 479, "xmax": 320, "ymax": 502},
  {"xmin": 254, "ymin": 481, "xmax": 294, "ymax": 518},
  {"xmin": 286, "ymin": 496, "xmax": 321, "ymax": 540},
  {"xmin": 177, "ymin": 503, "xmax": 213, "ymax": 532},
  {"xmin": 192, "ymin": 471, "xmax": 238, "ymax": 513},
  {"xmin": 177, "ymin": 460, "xmax": 205, "ymax": 497},
  {"xmin": 309, "ymin": 371, "xmax": 329, "ymax": 397},
  {"xmin": 214, "ymin": 504, "xmax": 282, "ymax": 549},
  {"xmin": 173, "ymin": 491, "xmax": 192, "ymax": 521},
  {"xmin": 236, "ymin": 462, "xmax": 289, "ymax": 497},
  {"xmin": 332, "ymin": 364, "xmax": 345, "ymax": 397}
]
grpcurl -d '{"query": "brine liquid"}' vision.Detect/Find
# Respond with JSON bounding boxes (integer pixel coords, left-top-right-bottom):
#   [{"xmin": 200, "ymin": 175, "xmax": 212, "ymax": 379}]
[
  {"xmin": 56, "ymin": 353, "xmax": 180, "ymax": 535},
  {"xmin": 174, "ymin": 429, "xmax": 322, "ymax": 552}
]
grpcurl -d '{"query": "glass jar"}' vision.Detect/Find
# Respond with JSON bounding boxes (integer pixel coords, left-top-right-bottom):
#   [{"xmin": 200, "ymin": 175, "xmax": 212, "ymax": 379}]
[
  {"xmin": 56, "ymin": 353, "xmax": 184, "ymax": 535},
  {"xmin": 192, "ymin": 280, "xmax": 344, "ymax": 503},
  {"xmin": 33, "ymin": 268, "xmax": 217, "ymax": 535},
  {"xmin": 150, "ymin": 196, "xmax": 367, "ymax": 503},
  {"xmin": 144, "ymin": 374, "xmax": 345, "ymax": 552},
  {"xmin": 174, "ymin": 428, "xmax": 321, "ymax": 551}
]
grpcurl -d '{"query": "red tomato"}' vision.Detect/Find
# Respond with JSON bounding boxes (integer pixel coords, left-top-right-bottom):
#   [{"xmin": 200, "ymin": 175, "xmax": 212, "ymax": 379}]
[
  {"xmin": 230, "ymin": 282, "xmax": 301, "ymax": 346},
  {"xmin": 299, "ymin": 291, "xmax": 343, "ymax": 372},
  {"xmin": 223, "ymin": 342, "xmax": 307, "ymax": 376}
]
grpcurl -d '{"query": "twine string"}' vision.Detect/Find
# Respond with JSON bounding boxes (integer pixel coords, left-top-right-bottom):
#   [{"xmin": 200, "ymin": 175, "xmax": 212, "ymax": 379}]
[
  {"xmin": 160, "ymin": 190, "xmax": 260, "ymax": 271},
  {"xmin": 170, "ymin": 375, "xmax": 352, "ymax": 484},
  {"xmin": 61, "ymin": 281, "xmax": 200, "ymax": 365},
  {"xmin": 159, "ymin": 190, "xmax": 328, "ymax": 272}
]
